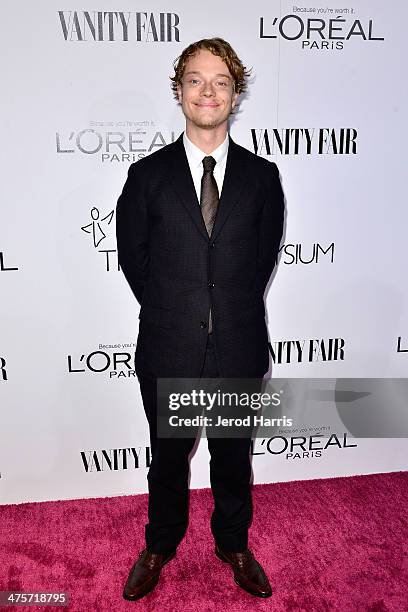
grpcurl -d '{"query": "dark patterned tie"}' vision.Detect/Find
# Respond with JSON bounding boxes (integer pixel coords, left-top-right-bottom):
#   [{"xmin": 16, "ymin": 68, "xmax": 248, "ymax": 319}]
[
  {"xmin": 200, "ymin": 156, "xmax": 219, "ymax": 333},
  {"xmin": 200, "ymin": 156, "xmax": 219, "ymax": 237}
]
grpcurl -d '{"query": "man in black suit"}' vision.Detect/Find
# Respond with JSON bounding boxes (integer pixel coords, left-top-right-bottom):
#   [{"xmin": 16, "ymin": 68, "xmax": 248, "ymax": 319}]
[{"xmin": 116, "ymin": 38, "xmax": 284, "ymax": 600}]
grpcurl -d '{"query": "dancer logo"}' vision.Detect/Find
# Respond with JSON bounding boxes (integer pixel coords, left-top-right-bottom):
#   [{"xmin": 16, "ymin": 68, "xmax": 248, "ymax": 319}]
[
  {"xmin": 80, "ymin": 207, "xmax": 119, "ymax": 271},
  {"xmin": 259, "ymin": 12, "xmax": 384, "ymax": 51},
  {"xmin": 269, "ymin": 338, "xmax": 345, "ymax": 364},
  {"xmin": 251, "ymin": 433, "xmax": 357, "ymax": 460},
  {"xmin": 58, "ymin": 11, "xmax": 180, "ymax": 42},
  {"xmin": 80, "ymin": 447, "xmax": 151, "ymax": 471},
  {"xmin": 81, "ymin": 207, "xmax": 114, "ymax": 248},
  {"xmin": 251, "ymin": 128, "xmax": 357, "ymax": 156}
]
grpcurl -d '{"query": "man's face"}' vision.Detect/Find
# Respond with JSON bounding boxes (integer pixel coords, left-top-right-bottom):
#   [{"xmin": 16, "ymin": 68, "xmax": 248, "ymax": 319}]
[{"xmin": 177, "ymin": 49, "xmax": 238, "ymax": 131}]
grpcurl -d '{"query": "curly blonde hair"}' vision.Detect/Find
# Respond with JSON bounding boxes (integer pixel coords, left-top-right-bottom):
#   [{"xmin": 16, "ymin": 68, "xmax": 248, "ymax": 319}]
[{"xmin": 170, "ymin": 37, "xmax": 251, "ymax": 99}]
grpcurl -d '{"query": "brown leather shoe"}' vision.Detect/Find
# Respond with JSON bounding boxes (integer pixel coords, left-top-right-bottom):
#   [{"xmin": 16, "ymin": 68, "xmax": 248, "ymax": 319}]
[
  {"xmin": 123, "ymin": 548, "xmax": 176, "ymax": 601},
  {"xmin": 215, "ymin": 545, "xmax": 272, "ymax": 598}
]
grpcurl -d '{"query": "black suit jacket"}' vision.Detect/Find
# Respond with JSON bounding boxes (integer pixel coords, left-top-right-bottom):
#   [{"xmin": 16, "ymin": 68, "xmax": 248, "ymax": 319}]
[{"xmin": 116, "ymin": 132, "xmax": 284, "ymax": 378}]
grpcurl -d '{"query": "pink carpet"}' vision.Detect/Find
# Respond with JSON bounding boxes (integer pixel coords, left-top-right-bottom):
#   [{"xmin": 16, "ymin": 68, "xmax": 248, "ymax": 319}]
[{"xmin": 1, "ymin": 472, "xmax": 407, "ymax": 611}]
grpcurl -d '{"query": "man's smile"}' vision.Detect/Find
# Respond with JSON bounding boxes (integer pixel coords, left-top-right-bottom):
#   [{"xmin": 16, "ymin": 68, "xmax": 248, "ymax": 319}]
[{"xmin": 194, "ymin": 102, "xmax": 219, "ymax": 107}]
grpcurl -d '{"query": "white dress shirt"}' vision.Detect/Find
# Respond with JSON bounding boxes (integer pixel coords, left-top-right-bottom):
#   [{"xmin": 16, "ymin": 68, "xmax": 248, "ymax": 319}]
[{"xmin": 183, "ymin": 131, "xmax": 229, "ymax": 202}]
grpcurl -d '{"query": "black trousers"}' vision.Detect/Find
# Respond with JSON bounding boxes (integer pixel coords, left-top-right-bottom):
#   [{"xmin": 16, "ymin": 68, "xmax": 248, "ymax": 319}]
[{"xmin": 137, "ymin": 334, "xmax": 253, "ymax": 554}]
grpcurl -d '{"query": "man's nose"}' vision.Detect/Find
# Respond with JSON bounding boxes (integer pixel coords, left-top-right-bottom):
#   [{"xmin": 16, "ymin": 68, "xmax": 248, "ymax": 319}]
[{"xmin": 201, "ymin": 81, "xmax": 215, "ymax": 96}]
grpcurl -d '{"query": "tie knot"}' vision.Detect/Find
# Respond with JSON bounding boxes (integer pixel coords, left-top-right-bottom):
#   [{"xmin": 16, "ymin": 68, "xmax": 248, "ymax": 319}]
[{"xmin": 202, "ymin": 156, "xmax": 216, "ymax": 173}]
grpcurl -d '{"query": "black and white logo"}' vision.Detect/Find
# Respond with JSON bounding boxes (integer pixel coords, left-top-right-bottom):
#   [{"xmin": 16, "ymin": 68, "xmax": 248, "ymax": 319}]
[
  {"xmin": 251, "ymin": 432, "xmax": 357, "ymax": 460},
  {"xmin": 81, "ymin": 446, "xmax": 151, "ymax": 472},
  {"xmin": 0, "ymin": 357, "xmax": 7, "ymax": 381},
  {"xmin": 0, "ymin": 252, "xmax": 18, "ymax": 272},
  {"xmin": 67, "ymin": 343, "xmax": 136, "ymax": 378},
  {"xmin": 56, "ymin": 125, "xmax": 175, "ymax": 163},
  {"xmin": 397, "ymin": 337, "xmax": 407, "ymax": 354},
  {"xmin": 251, "ymin": 128, "xmax": 357, "ymax": 156},
  {"xmin": 259, "ymin": 11, "xmax": 384, "ymax": 51},
  {"xmin": 269, "ymin": 338, "xmax": 345, "ymax": 364},
  {"xmin": 81, "ymin": 207, "xmax": 114, "ymax": 248},
  {"xmin": 279, "ymin": 242, "xmax": 335, "ymax": 265},
  {"xmin": 81, "ymin": 207, "xmax": 118, "ymax": 271},
  {"xmin": 58, "ymin": 11, "xmax": 180, "ymax": 42}
]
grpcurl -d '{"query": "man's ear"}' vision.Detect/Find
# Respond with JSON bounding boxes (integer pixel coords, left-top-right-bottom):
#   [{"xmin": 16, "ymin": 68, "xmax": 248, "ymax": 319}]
[
  {"xmin": 177, "ymin": 84, "xmax": 182, "ymax": 104},
  {"xmin": 231, "ymin": 91, "xmax": 239, "ymax": 110}
]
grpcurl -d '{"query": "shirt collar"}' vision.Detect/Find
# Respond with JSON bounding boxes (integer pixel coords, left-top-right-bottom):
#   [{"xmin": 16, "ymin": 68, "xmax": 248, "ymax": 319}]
[{"xmin": 183, "ymin": 131, "xmax": 229, "ymax": 170}]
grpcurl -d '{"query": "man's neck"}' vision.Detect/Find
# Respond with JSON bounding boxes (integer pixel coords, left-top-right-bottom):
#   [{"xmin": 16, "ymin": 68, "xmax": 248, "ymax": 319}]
[{"xmin": 185, "ymin": 124, "xmax": 228, "ymax": 154}]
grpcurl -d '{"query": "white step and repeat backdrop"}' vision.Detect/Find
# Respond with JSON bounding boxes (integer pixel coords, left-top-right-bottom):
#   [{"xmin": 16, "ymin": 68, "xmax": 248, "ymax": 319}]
[{"xmin": 1, "ymin": 1, "xmax": 407, "ymax": 504}]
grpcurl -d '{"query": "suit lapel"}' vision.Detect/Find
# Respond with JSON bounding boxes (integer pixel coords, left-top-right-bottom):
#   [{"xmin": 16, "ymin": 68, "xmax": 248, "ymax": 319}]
[
  {"xmin": 166, "ymin": 133, "xmax": 250, "ymax": 243},
  {"xmin": 167, "ymin": 134, "xmax": 209, "ymax": 241},
  {"xmin": 211, "ymin": 136, "xmax": 249, "ymax": 242}
]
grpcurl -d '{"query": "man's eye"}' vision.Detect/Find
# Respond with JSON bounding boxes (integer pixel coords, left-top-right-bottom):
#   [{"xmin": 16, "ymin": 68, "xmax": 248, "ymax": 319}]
[
  {"xmin": 190, "ymin": 79, "xmax": 200, "ymax": 85},
  {"xmin": 216, "ymin": 81, "xmax": 228, "ymax": 87}
]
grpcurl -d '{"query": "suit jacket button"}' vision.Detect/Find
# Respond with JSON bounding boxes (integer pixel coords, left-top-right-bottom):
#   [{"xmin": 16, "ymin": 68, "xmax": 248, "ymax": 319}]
[
  {"xmin": 200, "ymin": 321, "xmax": 207, "ymax": 329},
  {"xmin": 210, "ymin": 241, "xmax": 215, "ymax": 248},
  {"xmin": 208, "ymin": 282, "xmax": 215, "ymax": 289}
]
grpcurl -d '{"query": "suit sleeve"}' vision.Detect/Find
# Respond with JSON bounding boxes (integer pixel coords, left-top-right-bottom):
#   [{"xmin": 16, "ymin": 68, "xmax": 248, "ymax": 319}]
[
  {"xmin": 116, "ymin": 163, "xmax": 149, "ymax": 306},
  {"xmin": 256, "ymin": 162, "xmax": 285, "ymax": 295}
]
